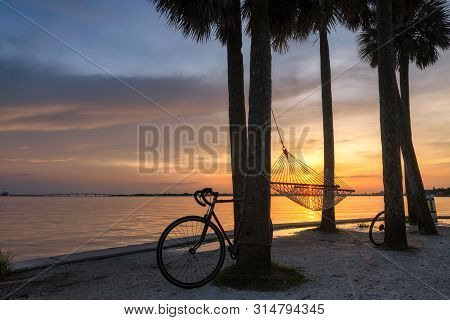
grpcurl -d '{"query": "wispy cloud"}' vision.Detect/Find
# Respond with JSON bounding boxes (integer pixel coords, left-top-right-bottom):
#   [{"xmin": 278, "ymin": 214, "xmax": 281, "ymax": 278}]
[
  {"xmin": 0, "ymin": 57, "xmax": 227, "ymax": 131},
  {"xmin": 0, "ymin": 157, "xmax": 76, "ymax": 163}
]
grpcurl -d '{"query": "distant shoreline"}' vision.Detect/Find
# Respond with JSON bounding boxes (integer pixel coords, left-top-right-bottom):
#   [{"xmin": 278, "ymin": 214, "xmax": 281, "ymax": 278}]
[{"xmin": 2, "ymin": 194, "xmax": 449, "ymax": 197}]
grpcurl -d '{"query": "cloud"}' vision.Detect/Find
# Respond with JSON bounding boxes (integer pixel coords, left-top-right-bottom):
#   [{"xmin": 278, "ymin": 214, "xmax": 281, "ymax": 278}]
[
  {"xmin": 0, "ymin": 157, "xmax": 76, "ymax": 163},
  {"xmin": 340, "ymin": 174, "xmax": 379, "ymax": 179},
  {"xmin": 0, "ymin": 53, "xmax": 381, "ymax": 133},
  {"xmin": 1, "ymin": 2, "xmax": 450, "ymax": 195},
  {"xmin": 272, "ymin": 74, "xmax": 321, "ymax": 103},
  {"xmin": 0, "ymin": 58, "xmax": 227, "ymax": 131}
]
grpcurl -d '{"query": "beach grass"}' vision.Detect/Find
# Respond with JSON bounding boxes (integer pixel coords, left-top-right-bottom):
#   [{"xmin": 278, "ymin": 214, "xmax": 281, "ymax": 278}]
[
  {"xmin": 0, "ymin": 249, "xmax": 14, "ymax": 281},
  {"xmin": 213, "ymin": 262, "xmax": 309, "ymax": 291}
]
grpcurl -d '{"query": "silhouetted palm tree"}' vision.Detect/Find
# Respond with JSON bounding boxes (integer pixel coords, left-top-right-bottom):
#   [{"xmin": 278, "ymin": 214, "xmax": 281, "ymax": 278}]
[
  {"xmin": 268, "ymin": 0, "xmax": 367, "ymax": 232},
  {"xmin": 235, "ymin": 0, "xmax": 273, "ymax": 279},
  {"xmin": 376, "ymin": 0, "xmax": 408, "ymax": 249},
  {"xmin": 297, "ymin": 0, "xmax": 340, "ymax": 232},
  {"xmin": 151, "ymin": 0, "xmax": 247, "ymax": 231},
  {"xmin": 358, "ymin": 0, "xmax": 449, "ymax": 234}
]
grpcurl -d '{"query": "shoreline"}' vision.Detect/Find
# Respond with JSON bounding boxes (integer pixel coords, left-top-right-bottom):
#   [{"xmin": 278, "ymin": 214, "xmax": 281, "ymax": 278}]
[
  {"xmin": 3, "ymin": 195, "xmax": 450, "ymax": 197},
  {"xmin": 1, "ymin": 223, "xmax": 449, "ymax": 299},
  {"xmin": 12, "ymin": 217, "xmax": 450, "ymax": 273}
]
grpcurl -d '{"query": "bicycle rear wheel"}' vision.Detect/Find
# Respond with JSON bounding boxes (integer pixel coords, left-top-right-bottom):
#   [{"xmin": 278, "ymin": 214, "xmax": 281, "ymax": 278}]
[
  {"xmin": 369, "ymin": 211, "xmax": 385, "ymax": 246},
  {"xmin": 156, "ymin": 216, "xmax": 225, "ymax": 289}
]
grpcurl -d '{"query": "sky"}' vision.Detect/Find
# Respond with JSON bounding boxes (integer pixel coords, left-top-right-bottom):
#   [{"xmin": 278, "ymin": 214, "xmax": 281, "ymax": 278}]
[{"xmin": 1, "ymin": 0, "xmax": 450, "ymax": 195}]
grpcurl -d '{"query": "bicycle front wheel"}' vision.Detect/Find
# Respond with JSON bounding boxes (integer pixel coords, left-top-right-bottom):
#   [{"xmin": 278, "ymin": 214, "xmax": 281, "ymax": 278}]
[
  {"xmin": 369, "ymin": 211, "xmax": 385, "ymax": 246},
  {"xmin": 156, "ymin": 216, "xmax": 226, "ymax": 289}
]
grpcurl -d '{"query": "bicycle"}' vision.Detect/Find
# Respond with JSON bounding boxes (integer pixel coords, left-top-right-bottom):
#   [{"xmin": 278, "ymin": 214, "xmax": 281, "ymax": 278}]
[
  {"xmin": 369, "ymin": 211, "xmax": 385, "ymax": 246},
  {"xmin": 156, "ymin": 188, "xmax": 242, "ymax": 289}
]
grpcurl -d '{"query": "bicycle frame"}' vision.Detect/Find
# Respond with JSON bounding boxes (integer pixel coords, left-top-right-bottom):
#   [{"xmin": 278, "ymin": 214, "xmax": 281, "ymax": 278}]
[{"xmin": 191, "ymin": 194, "xmax": 240, "ymax": 255}]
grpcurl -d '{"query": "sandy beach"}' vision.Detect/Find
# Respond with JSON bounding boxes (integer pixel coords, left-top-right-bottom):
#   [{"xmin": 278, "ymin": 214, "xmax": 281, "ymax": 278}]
[{"xmin": 1, "ymin": 223, "xmax": 449, "ymax": 300}]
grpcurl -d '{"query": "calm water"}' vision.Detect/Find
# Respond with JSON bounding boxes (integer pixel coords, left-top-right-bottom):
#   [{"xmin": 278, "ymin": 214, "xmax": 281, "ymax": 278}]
[{"xmin": 0, "ymin": 196, "xmax": 449, "ymax": 261}]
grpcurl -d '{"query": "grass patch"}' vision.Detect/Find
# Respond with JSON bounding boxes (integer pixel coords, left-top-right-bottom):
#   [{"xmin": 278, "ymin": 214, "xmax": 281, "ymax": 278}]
[
  {"xmin": 0, "ymin": 249, "xmax": 14, "ymax": 281},
  {"xmin": 213, "ymin": 262, "xmax": 309, "ymax": 291},
  {"xmin": 356, "ymin": 223, "xmax": 369, "ymax": 228}
]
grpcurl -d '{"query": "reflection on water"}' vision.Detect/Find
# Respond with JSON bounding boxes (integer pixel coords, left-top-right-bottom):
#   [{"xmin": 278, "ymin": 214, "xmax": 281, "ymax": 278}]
[{"xmin": 0, "ymin": 196, "xmax": 449, "ymax": 260}]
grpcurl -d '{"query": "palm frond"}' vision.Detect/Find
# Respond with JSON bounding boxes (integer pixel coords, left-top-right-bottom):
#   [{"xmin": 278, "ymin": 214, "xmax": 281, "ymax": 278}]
[
  {"xmin": 358, "ymin": 28, "xmax": 379, "ymax": 68},
  {"xmin": 150, "ymin": 0, "xmax": 239, "ymax": 45},
  {"xmin": 357, "ymin": 0, "xmax": 450, "ymax": 70},
  {"xmin": 244, "ymin": 0, "xmax": 303, "ymax": 53},
  {"xmin": 338, "ymin": 0, "xmax": 372, "ymax": 31}
]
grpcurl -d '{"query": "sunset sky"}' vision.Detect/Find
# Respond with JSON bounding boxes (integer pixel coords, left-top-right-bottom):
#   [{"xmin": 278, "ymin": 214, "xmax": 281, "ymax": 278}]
[{"xmin": 1, "ymin": 0, "xmax": 450, "ymax": 194}]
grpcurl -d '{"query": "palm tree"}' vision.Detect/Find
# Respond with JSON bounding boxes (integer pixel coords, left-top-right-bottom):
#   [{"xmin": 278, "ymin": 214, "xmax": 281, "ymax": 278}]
[
  {"xmin": 151, "ymin": 0, "xmax": 247, "ymax": 231},
  {"xmin": 358, "ymin": 0, "xmax": 449, "ymax": 234},
  {"xmin": 293, "ymin": 0, "xmax": 341, "ymax": 232},
  {"xmin": 395, "ymin": 0, "xmax": 448, "ymax": 234},
  {"xmin": 376, "ymin": 0, "xmax": 408, "ymax": 249},
  {"xmin": 235, "ymin": 0, "xmax": 272, "ymax": 279},
  {"xmin": 269, "ymin": 0, "xmax": 366, "ymax": 232}
]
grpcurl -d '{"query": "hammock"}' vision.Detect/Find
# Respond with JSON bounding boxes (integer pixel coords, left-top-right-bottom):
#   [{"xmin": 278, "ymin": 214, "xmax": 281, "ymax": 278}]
[{"xmin": 270, "ymin": 110, "xmax": 355, "ymax": 211}]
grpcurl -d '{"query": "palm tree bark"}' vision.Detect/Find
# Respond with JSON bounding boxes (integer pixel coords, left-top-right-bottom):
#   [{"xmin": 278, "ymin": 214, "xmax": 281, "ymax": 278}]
[
  {"xmin": 376, "ymin": 0, "xmax": 408, "ymax": 250},
  {"xmin": 394, "ymin": 2, "xmax": 436, "ymax": 233},
  {"xmin": 235, "ymin": 0, "xmax": 272, "ymax": 279},
  {"xmin": 318, "ymin": 27, "xmax": 336, "ymax": 232},
  {"xmin": 226, "ymin": 0, "xmax": 247, "ymax": 233},
  {"xmin": 398, "ymin": 47, "xmax": 437, "ymax": 233},
  {"xmin": 399, "ymin": 48, "xmax": 416, "ymax": 224},
  {"xmin": 395, "ymin": 84, "xmax": 438, "ymax": 235}
]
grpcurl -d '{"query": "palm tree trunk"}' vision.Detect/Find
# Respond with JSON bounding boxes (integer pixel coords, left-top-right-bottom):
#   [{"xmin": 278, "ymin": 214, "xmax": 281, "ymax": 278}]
[
  {"xmin": 235, "ymin": 0, "xmax": 272, "ymax": 279},
  {"xmin": 376, "ymin": 0, "xmax": 408, "ymax": 250},
  {"xmin": 226, "ymin": 0, "xmax": 247, "ymax": 234},
  {"xmin": 399, "ymin": 48, "xmax": 416, "ymax": 224},
  {"xmin": 395, "ymin": 95, "xmax": 438, "ymax": 235},
  {"xmin": 398, "ymin": 48, "xmax": 437, "ymax": 234},
  {"xmin": 318, "ymin": 27, "xmax": 336, "ymax": 232}
]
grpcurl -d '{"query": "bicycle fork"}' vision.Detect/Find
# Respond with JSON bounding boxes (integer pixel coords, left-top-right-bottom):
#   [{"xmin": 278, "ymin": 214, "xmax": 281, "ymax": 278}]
[
  {"xmin": 189, "ymin": 207, "xmax": 238, "ymax": 259},
  {"xmin": 189, "ymin": 213, "xmax": 213, "ymax": 253}
]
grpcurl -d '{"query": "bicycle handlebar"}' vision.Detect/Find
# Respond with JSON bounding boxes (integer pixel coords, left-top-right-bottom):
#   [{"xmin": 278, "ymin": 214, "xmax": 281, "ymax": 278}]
[
  {"xmin": 201, "ymin": 188, "xmax": 217, "ymax": 206},
  {"xmin": 193, "ymin": 187, "xmax": 241, "ymax": 207},
  {"xmin": 193, "ymin": 190, "xmax": 206, "ymax": 207}
]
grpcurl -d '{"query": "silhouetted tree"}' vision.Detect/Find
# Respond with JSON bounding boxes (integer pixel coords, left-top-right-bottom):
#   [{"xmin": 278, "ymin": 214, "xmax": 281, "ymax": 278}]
[
  {"xmin": 151, "ymin": 0, "xmax": 247, "ymax": 231},
  {"xmin": 358, "ymin": 0, "xmax": 449, "ymax": 234},
  {"xmin": 376, "ymin": 0, "xmax": 408, "ymax": 249},
  {"xmin": 235, "ymin": 0, "xmax": 272, "ymax": 279},
  {"xmin": 268, "ymin": 0, "xmax": 367, "ymax": 232}
]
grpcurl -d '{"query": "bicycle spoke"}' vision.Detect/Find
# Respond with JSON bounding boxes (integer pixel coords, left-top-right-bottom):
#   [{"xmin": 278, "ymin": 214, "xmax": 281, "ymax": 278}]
[{"xmin": 158, "ymin": 217, "xmax": 224, "ymax": 287}]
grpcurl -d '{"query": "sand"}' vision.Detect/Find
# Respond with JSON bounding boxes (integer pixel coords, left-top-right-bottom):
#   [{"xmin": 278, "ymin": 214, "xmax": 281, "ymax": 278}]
[{"xmin": 1, "ymin": 223, "xmax": 449, "ymax": 300}]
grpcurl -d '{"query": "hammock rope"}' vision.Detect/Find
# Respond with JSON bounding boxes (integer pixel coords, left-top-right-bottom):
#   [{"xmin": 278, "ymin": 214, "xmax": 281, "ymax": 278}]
[{"xmin": 270, "ymin": 109, "xmax": 355, "ymax": 211}]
